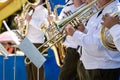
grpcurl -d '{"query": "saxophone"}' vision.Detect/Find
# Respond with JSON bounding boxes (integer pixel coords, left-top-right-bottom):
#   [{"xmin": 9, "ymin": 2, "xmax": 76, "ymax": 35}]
[
  {"xmin": 18, "ymin": 3, "xmax": 31, "ymax": 37},
  {"xmin": 39, "ymin": 0, "xmax": 103, "ymax": 67},
  {"xmin": 53, "ymin": 4, "xmax": 65, "ymax": 20},
  {"xmin": 18, "ymin": 0, "xmax": 40, "ymax": 37},
  {"xmin": 40, "ymin": 0, "xmax": 66, "ymax": 67}
]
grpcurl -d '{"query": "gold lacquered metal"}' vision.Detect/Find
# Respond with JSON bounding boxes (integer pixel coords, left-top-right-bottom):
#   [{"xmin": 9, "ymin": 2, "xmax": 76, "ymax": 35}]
[
  {"xmin": 22, "ymin": 0, "xmax": 40, "ymax": 64},
  {"xmin": 37, "ymin": 0, "xmax": 101, "ymax": 67},
  {"xmin": 100, "ymin": 9, "xmax": 120, "ymax": 51},
  {"xmin": 18, "ymin": 0, "xmax": 40, "ymax": 37}
]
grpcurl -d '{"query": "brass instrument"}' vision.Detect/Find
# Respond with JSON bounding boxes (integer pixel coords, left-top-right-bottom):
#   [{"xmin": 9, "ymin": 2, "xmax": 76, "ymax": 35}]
[
  {"xmin": 45, "ymin": 0, "xmax": 52, "ymax": 15},
  {"xmin": 40, "ymin": 22, "xmax": 66, "ymax": 67},
  {"xmin": 41, "ymin": 0, "xmax": 67, "ymax": 67},
  {"xmin": 53, "ymin": 3, "xmax": 74, "ymax": 20},
  {"xmin": 54, "ymin": 4, "xmax": 65, "ymax": 20},
  {"xmin": 19, "ymin": 0, "xmax": 40, "ymax": 65},
  {"xmin": 57, "ymin": 0, "xmax": 98, "ymax": 27},
  {"xmin": 25, "ymin": 0, "xmax": 107, "ymax": 67},
  {"xmin": 37, "ymin": 0, "xmax": 102, "ymax": 67},
  {"xmin": 18, "ymin": 0, "xmax": 40, "ymax": 37},
  {"xmin": 100, "ymin": 9, "xmax": 120, "ymax": 51}
]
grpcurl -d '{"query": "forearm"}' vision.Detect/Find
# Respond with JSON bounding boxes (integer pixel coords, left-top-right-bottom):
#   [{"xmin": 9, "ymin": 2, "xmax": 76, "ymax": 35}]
[{"xmin": 72, "ymin": 30, "xmax": 98, "ymax": 50}]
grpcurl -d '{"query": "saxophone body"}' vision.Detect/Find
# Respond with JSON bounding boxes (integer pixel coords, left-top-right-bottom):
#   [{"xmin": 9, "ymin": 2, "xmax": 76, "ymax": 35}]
[
  {"xmin": 40, "ymin": 0, "xmax": 104, "ymax": 67},
  {"xmin": 42, "ymin": 0, "xmax": 66, "ymax": 67},
  {"xmin": 18, "ymin": 0, "xmax": 40, "ymax": 37},
  {"xmin": 18, "ymin": 3, "xmax": 31, "ymax": 37}
]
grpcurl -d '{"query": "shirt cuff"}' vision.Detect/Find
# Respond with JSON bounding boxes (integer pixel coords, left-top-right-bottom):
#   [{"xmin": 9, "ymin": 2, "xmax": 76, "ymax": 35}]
[
  {"xmin": 83, "ymin": 28, "xmax": 88, "ymax": 34},
  {"xmin": 73, "ymin": 30, "xmax": 83, "ymax": 40},
  {"xmin": 109, "ymin": 24, "xmax": 120, "ymax": 41}
]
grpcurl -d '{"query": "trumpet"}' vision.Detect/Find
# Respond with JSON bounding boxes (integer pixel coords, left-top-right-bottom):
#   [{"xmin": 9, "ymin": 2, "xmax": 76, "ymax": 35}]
[
  {"xmin": 38, "ymin": 0, "xmax": 104, "ymax": 67},
  {"xmin": 53, "ymin": 3, "xmax": 74, "ymax": 21}
]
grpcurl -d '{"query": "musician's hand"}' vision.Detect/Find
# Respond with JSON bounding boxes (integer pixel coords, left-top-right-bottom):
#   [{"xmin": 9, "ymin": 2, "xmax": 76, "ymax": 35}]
[
  {"xmin": 14, "ymin": 14, "xmax": 20, "ymax": 24},
  {"xmin": 14, "ymin": 14, "xmax": 24, "ymax": 24},
  {"xmin": 77, "ymin": 21, "xmax": 85, "ymax": 32},
  {"xmin": 47, "ymin": 15, "xmax": 53, "ymax": 23},
  {"xmin": 26, "ymin": 15, "xmax": 32, "ymax": 22},
  {"xmin": 102, "ymin": 13, "xmax": 120, "ymax": 29},
  {"xmin": 47, "ymin": 13, "xmax": 55, "ymax": 24},
  {"xmin": 65, "ymin": 24, "xmax": 76, "ymax": 36}
]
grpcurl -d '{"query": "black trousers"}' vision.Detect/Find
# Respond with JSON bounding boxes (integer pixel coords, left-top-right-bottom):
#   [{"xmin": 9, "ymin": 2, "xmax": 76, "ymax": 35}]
[
  {"xmin": 86, "ymin": 68, "xmax": 120, "ymax": 80},
  {"xmin": 25, "ymin": 43, "xmax": 46, "ymax": 80},
  {"xmin": 26, "ymin": 62, "xmax": 44, "ymax": 80},
  {"xmin": 58, "ymin": 47, "xmax": 80, "ymax": 80},
  {"xmin": 77, "ymin": 60, "xmax": 90, "ymax": 80}
]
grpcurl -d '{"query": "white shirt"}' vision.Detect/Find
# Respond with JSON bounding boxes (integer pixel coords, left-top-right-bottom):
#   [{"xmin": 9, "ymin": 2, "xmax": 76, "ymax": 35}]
[
  {"xmin": 110, "ymin": 24, "xmax": 120, "ymax": 52},
  {"xmin": 26, "ymin": 4, "xmax": 49, "ymax": 43},
  {"xmin": 73, "ymin": 1, "xmax": 120, "ymax": 69},
  {"xmin": 109, "ymin": 2, "xmax": 120, "ymax": 52},
  {"xmin": 59, "ymin": 3, "xmax": 85, "ymax": 48}
]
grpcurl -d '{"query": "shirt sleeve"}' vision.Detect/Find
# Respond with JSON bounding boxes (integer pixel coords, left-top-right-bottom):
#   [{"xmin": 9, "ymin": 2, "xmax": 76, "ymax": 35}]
[
  {"xmin": 29, "ymin": 9, "xmax": 49, "ymax": 29},
  {"xmin": 72, "ymin": 29, "xmax": 101, "ymax": 52},
  {"xmin": 72, "ymin": 30, "xmax": 85, "ymax": 46},
  {"xmin": 109, "ymin": 24, "xmax": 120, "ymax": 51},
  {"xmin": 72, "ymin": 31, "xmax": 88, "ymax": 48}
]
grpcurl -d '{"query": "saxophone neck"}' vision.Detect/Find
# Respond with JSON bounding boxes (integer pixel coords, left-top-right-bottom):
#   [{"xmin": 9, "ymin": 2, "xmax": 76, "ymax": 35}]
[
  {"xmin": 45, "ymin": 0, "xmax": 52, "ymax": 15},
  {"xmin": 54, "ymin": 5, "xmax": 65, "ymax": 20}
]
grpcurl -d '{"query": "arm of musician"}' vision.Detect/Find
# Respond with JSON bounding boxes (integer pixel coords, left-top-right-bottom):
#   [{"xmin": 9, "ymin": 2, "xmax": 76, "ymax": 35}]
[
  {"xmin": 109, "ymin": 24, "xmax": 120, "ymax": 52},
  {"xmin": 77, "ymin": 21, "xmax": 88, "ymax": 33},
  {"xmin": 14, "ymin": 14, "xmax": 24, "ymax": 25},
  {"xmin": 65, "ymin": 24, "xmax": 102, "ymax": 51},
  {"xmin": 101, "ymin": 13, "xmax": 120, "ymax": 51},
  {"xmin": 26, "ymin": 15, "xmax": 32, "ymax": 23},
  {"xmin": 14, "ymin": 14, "xmax": 20, "ymax": 24},
  {"xmin": 47, "ymin": 14, "xmax": 55, "ymax": 24}
]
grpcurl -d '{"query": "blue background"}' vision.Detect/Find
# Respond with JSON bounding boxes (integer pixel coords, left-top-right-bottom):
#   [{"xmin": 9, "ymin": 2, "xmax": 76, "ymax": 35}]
[{"xmin": 0, "ymin": 49, "xmax": 60, "ymax": 80}]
